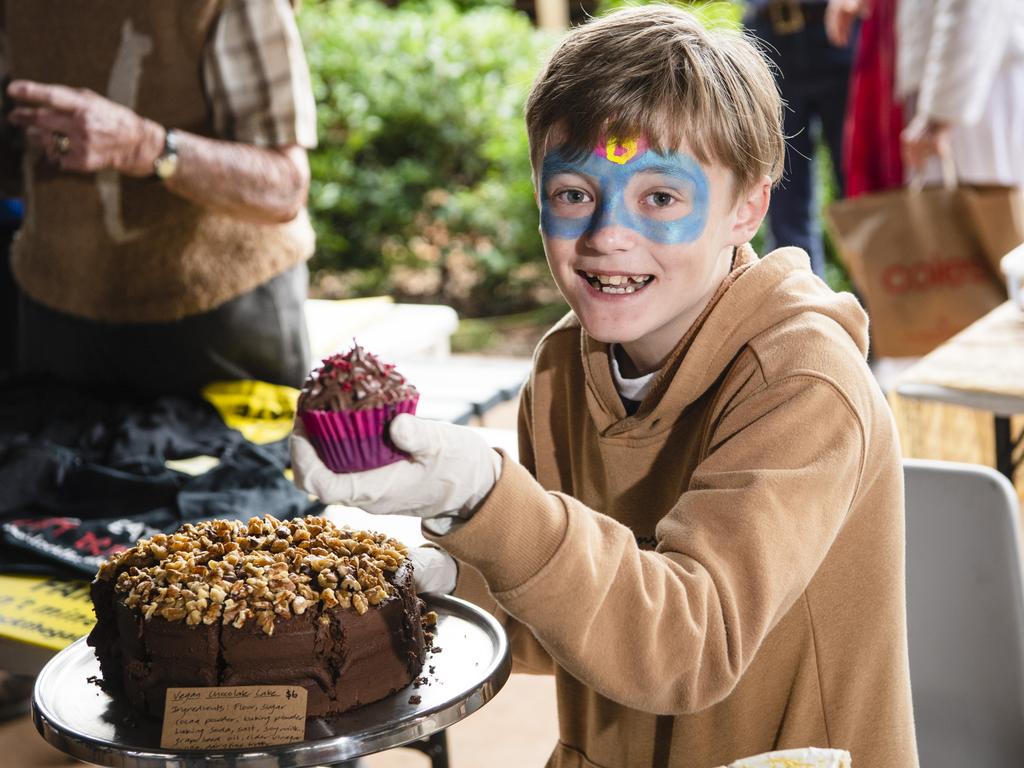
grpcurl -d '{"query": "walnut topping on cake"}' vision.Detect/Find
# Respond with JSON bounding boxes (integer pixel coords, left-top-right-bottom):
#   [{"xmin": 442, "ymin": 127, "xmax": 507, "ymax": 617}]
[{"xmin": 97, "ymin": 516, "xmax": 409, "ymax": 635}]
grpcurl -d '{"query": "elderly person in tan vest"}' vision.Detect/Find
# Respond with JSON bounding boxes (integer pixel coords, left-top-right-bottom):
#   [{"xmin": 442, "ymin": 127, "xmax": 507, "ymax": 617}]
[{"xmin": 1, "ymin": 0, "xmax": 318, "ymax": 395}]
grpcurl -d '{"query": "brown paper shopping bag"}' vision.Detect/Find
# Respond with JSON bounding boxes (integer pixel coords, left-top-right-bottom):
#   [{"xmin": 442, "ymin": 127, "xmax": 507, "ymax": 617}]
[
  {"xmin": 826, "ymin": 186, "xmax": 1006, "ymax": 357},
  {"xmin": 959, "ymin": 185, "xmax": 1024, "ymax": 278}
]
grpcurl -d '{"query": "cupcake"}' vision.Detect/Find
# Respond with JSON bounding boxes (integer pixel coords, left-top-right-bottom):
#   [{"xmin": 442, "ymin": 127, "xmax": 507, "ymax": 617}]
[{"xmin": 297, "ymin": 342, "xmax": 419, "ymax": 472}]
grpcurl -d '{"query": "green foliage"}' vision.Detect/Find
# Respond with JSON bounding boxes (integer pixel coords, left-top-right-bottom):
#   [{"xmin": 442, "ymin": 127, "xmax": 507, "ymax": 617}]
[
  {"xmin": 398, "ymin": 0, "xmax": 515, "ymax": 11},
  {"xmin": 452, "ymin": 300, "xmax": 570, "ymax": 354},
  {"xmin": 595, "ymin": 0, "xmax": 742, "ymax": 28},
  {"xmin": 300, "ymin": 0, "xmax": 554, "ymax": 314}
]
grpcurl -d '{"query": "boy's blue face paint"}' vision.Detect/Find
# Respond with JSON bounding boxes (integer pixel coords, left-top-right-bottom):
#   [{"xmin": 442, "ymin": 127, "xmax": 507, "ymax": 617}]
[{"xmin": 540, "ymin": 141, "xmax": 710, "ymax": 244}]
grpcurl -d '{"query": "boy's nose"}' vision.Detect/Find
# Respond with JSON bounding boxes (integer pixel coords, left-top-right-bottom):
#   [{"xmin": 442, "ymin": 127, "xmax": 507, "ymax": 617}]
[{"xmin": 584, "ymin": 201, "xmax": 638, "ymax": 252}]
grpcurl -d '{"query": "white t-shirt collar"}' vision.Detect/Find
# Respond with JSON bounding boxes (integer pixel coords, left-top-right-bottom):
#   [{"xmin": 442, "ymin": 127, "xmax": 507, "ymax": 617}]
[{"xmin": 609, "ymin": 344, "xmax": 659, "ymax": 402}]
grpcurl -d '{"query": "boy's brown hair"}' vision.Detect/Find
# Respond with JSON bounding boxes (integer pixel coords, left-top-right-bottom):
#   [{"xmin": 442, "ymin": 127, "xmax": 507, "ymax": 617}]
[{"xmin": 525, "ymin": 4, "xmax": 785, "ymax": 196}]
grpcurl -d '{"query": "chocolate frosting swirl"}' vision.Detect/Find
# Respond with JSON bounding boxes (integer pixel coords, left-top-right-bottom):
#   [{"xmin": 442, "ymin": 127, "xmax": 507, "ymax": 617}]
[{"xmin": 298, "ymin": 342, "xmax": 417, "ymax": 411}]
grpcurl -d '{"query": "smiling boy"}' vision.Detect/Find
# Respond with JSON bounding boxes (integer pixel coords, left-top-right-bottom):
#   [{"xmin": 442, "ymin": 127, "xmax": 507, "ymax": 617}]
[
  {"xmin": 539, "ymin": 132, "xmax": 751, "ymax": 380},
  {"xmin": 292, "ymin": 6, "xmax": 919, "ymax": 767}
]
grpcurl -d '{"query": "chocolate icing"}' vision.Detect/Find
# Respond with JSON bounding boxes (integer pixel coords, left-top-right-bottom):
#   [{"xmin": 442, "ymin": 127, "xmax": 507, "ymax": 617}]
[
  {"xmin": 90, "ymin": 561, "xmax": 425, "ymax": 718},
  {"xmin": 298, "ymin": 343, "xmax": 417, "ymax": 412},
  {"xmin": 87, "ymin": 517, "xmax": 426, "ymax": 719}
]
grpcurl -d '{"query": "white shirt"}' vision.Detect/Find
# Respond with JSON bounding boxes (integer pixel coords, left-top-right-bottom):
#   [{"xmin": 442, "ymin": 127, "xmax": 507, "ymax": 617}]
[{"xmin": 610, "ymin": 345, "xmax": 659, "ymax": 403}]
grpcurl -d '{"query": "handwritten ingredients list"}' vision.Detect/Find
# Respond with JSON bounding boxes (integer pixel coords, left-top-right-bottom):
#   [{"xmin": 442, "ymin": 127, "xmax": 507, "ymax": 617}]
[{"xmin": 161, "ymin": 686, "xmax": 307, "ymax": 750}]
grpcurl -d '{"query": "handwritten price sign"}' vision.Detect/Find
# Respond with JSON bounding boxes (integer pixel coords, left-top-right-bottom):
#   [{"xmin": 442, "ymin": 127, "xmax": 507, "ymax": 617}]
[{"xmin": 160, "ymin": 685, "xmax": 308, "ymax": 750}]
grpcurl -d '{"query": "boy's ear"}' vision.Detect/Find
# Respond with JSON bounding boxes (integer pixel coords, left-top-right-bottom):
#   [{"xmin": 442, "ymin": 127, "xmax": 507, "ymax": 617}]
[{"xmin": 727, "ymin": 174, "xmax": 772, "ymax": 246}]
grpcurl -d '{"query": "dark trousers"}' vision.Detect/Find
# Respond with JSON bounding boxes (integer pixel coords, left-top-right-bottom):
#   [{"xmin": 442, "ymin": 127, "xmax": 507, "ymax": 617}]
[
  {"xmin": 0, "ymin": 226, "xmax": 17, "ymax": 380},
  {"xmin": 17, "ymin": 262, "xmax": 311, "ymax": 397},
  {"xmin": 749, "ymin": 5, "xmax": 854, "ymax": 278}
]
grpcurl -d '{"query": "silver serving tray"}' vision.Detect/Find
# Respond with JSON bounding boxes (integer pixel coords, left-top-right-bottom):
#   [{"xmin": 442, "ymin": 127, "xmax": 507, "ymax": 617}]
[{"xmin": 32, "ymin": 594, "xmax": 510, "ymax": 767}]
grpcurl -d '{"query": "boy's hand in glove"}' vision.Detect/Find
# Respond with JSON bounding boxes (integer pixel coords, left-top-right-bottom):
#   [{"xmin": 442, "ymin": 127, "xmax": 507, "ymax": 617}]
[
  {"xmin": 291, "ymin": 414, "xmax": 503, "ymax": 533},
  {"xmin": 406, "ymin": 546, "xmax": 458, "ymax": 594}
]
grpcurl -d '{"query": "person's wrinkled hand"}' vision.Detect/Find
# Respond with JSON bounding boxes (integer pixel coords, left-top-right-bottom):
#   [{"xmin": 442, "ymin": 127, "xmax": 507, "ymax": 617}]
[
  {"xmin": 406, "ymin": 546, "xmax": 458, "ymax": 594},
  {"xmin": 825, "ymin": 0, "xmax": 869, "ymax": 47},
  {"xmin": 901, "ymin": 115, "xmax": 952, "ymax": 173},
  {"xmin": 291, "ymin": 414, "xmax": 502, "ymax": 524},
  {"xmin": 6, "ymin": 79, "xmax": 158, "ymax": 176}
]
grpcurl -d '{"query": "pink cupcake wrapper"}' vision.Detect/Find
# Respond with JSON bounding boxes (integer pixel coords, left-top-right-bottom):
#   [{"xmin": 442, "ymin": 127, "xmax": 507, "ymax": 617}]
[{"xmin": 300, "ymin": 396, "xmax": 419, "ymax": 473}]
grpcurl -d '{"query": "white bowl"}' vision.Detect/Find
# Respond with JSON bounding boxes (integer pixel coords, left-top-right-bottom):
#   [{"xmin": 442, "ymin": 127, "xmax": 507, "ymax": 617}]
[
  {"xmin": 1001, "ymin": 244, "xmax": 1024, "ymax": 313},
  {"xmin": 728, "ymin": 748, "xmax": 851, "ymax": 768}
]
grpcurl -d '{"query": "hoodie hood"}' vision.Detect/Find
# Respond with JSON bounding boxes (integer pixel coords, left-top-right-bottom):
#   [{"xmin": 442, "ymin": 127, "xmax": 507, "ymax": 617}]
[{"xmin": 579, "ymin": 245, "xmax": 869, "ymax": 436}]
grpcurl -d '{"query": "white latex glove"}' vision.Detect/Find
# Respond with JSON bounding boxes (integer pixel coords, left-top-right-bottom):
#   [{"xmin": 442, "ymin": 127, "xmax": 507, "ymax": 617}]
[
  {"xmin": 406, "ymin": 546, "xmax": 458, "ymax": 595},
  {"xmin": 291, "ymin": 414, "xmax": 502, "ymax": 531}
]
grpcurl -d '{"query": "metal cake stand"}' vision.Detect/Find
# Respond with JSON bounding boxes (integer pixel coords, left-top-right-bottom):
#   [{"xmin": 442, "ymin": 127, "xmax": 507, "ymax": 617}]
[{"xmin": 32, "ymin": 594, "xmax": 510, "ymax": 768}]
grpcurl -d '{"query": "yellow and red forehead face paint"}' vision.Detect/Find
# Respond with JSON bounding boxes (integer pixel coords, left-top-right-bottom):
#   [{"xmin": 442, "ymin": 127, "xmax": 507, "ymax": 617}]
[
  {"xmin": 540, "ymin": 135, "xmax": 710, "ymax": 244},
  {"xmin": 594, "ymin": 136, "xmax": 648, "ymax": 165}
]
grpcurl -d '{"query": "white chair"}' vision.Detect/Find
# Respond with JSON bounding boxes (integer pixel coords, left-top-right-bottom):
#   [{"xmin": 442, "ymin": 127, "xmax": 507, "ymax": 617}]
[{"xmin": 904, "ymin": 459, "xmax": 1024, "ymax": 767}]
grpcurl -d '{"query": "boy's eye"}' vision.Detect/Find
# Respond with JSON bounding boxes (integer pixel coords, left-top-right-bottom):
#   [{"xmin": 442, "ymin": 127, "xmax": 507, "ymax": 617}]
[
  {"xmin": 644, "ymin": 191, "xmax": 679, "ymax": 208},
  {"xmin": 554, "ymin": 188, "xmax": 592, "ymax": 205}
]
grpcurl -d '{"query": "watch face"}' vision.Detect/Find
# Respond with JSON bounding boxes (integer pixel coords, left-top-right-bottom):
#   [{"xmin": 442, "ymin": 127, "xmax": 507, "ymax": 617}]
[{"xmin": 155, "ymin": 153, "xmax": 178, "ymax": 180}]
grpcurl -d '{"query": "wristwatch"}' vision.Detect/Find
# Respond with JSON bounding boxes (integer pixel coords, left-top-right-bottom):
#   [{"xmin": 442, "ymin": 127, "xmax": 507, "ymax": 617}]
[{"xmin": 152, "ymin": 128, "xmax": 179, "ymax": 181}]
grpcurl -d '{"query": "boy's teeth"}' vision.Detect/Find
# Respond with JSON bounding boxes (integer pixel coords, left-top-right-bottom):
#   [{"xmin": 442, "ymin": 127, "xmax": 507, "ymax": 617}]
[
  {"xmin": 585, "ymin": 272, "xmax": 651, "ymax": 284},
  {"xmin": 582, "ymin": 271, "xmax": 652, "ymax": 294}
]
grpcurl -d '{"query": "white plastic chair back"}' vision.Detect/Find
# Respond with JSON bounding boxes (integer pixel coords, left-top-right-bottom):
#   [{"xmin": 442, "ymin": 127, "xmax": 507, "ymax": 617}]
[{"xmin": 904, "ymin": 459, "xmax": 1024, "ymax": 767}]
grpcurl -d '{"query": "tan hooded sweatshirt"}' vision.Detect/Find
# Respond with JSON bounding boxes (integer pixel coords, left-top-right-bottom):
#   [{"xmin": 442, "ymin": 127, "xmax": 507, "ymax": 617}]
[{"xmin": 427, "ymin": 246, "xmax": 919, "ymax": 768}]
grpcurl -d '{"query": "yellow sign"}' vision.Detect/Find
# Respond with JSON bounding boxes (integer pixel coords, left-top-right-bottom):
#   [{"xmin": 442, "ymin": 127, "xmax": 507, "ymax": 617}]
[
  {"xmin": 161, "ymin": 685, "xmax": 308, "ymax": 749},
  {"xmin": 202, "ymin": 380, "xmax": 299, "ymax": 445},
  {"xmin": 0, "ymin": 574, "xmax": 94, "ymax": 650}
]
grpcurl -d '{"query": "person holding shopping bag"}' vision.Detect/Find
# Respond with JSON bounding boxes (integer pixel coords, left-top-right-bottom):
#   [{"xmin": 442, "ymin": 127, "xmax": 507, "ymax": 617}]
[{"xmin": 897, "ymin": 0, "xmax": 1024, "ymax": 186}]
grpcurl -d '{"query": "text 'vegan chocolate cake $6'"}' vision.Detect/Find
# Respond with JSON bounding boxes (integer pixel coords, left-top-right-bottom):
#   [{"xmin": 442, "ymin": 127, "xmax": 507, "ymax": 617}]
[{"xmin": 87, "ymin": 516, "xmax": 428, "ymax": 718}]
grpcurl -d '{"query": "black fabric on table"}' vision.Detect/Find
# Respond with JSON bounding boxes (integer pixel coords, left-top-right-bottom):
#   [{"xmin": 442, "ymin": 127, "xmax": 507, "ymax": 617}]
[{"xmin": 0, "ymin": 384, "xmax": 322, "ymax": 577}]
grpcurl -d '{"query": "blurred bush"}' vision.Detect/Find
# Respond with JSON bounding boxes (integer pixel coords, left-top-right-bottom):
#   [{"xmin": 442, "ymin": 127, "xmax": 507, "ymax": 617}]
[
  {"xmin": 300, "ymin": 0, "xmax": 554, "ymax": 315},
  {"xmin": 597, "ymin": 0, "xmax": 741, "ymax": 26}
]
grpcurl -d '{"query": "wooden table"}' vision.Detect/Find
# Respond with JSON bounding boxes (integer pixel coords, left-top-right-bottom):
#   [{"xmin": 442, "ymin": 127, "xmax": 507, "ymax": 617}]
[{"xmin": 890, "ymin": 302, "xmax": 1024, "ymax": 498}]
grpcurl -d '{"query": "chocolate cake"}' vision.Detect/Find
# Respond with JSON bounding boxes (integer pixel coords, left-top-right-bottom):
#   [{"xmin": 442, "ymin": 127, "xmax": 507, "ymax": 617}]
[{"xmin": 88, "ymin": 515, "xmax": 429, "ymax": 718}]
